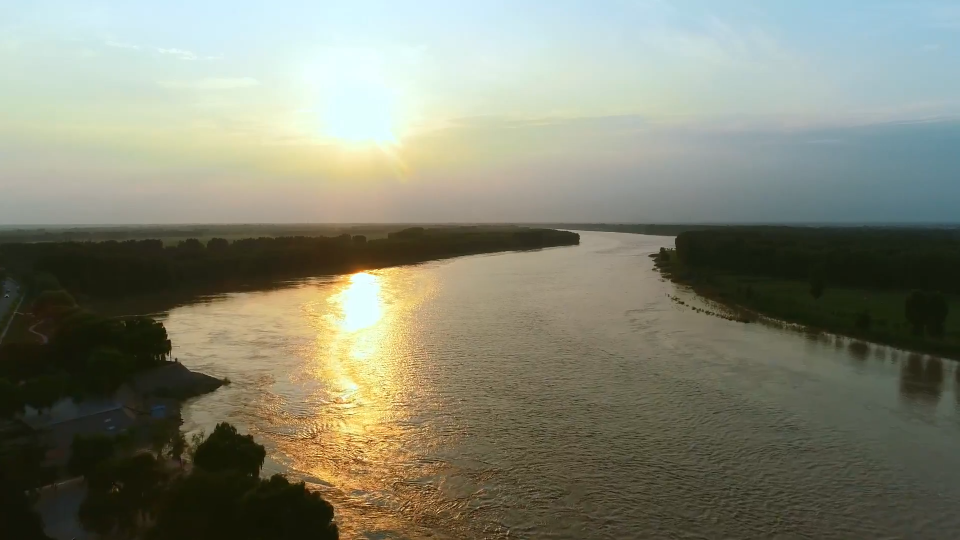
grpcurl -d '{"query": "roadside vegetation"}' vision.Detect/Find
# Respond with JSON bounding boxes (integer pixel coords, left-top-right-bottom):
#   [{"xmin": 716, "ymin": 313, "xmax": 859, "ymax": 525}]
[
  {"xmin": 0, "ymin": 272, "xmax": 175, "ymax": 417},
  {"xmin": 655, "ymin": 228, "xmax": 960, "ymax": 359}
]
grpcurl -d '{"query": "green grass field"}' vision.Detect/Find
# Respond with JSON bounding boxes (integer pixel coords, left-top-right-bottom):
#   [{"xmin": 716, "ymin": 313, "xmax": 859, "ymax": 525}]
[{"xmin": 655, "ymin": 250, "xmax": 960, "ymax": 360}]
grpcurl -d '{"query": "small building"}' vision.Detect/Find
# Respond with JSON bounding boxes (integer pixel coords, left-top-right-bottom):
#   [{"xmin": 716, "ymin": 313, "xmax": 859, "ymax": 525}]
[
  {"xmin": 21, "ymin": 398, "xmax": 139, "ymax": 467},
  {"xmin": 16, "ymin": 361, "xmax": 218, "ymax": 473}
]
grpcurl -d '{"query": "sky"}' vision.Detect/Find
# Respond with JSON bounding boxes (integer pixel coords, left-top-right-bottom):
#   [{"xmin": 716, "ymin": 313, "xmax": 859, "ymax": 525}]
[{"xmin": 2, "ymin": 0, "xmax": 959, "ymax": 224}]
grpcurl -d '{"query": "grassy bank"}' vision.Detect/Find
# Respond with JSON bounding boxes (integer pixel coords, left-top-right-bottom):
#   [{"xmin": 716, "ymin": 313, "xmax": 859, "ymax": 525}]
[{"xmin": 654, "ymin": 249, "xmax": 960, "ymax": 360}]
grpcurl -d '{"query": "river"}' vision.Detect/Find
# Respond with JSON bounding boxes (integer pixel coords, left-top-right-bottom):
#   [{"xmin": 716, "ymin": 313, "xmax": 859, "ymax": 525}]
[{"xmin": 158, "ymin": 231, "xmax": 960, "ymax": 539}]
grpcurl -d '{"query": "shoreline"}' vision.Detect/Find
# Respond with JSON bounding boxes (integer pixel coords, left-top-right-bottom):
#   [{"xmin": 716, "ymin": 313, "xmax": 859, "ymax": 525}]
[
  {"xmin": 85, "ymin": 241, "xmax": 580, "ymax": 317},
  {"xmin": 652, "ymin": 252, "xmax": 960, "ymax": 362}
]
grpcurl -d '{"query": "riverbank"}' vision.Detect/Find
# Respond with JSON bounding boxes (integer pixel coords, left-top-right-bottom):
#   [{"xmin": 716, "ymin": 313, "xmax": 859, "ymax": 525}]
[
  {"xmin": 654, "ymin": 249, "xmax": 960, "ymax": 361},
  {"xmin": 0, "ymin": 227, "xmax": 580, "ymax": 302}
]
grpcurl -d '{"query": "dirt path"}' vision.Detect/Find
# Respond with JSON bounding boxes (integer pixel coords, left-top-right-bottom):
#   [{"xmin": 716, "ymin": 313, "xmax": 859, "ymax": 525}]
[{"xmin": 28, "ymin": 319, "xmax": 49, "ymax": 344}]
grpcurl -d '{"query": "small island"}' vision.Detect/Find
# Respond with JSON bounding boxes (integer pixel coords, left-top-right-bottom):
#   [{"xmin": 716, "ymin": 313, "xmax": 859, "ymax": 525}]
[{"xmin": 654, "ymin": 227, "xmax": 959, "ymax": 360}]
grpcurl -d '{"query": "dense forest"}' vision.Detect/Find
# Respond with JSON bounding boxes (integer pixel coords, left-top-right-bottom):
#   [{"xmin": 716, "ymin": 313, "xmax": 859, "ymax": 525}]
[
  {"xmin": 544, "ymin": 223, "xmax": 727, "ymax": 236},
  {"xmin": 0, "ymin": 223, "xmax": 415, "ymax": 244},
  {"xmin": 0, "ymin": 227, "xmax": 579, "ymax": 299},
  {"xmin": 674, "ymin": 227, "xmax": 960, "ymax": 293}
]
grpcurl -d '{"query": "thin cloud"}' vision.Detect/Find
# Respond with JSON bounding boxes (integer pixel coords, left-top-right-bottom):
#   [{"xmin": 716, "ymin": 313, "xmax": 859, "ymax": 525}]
[
  {"xmin": 159, "ymin": 77, "xmax": 261, "ymax": 90},
  {"xmin": 105, "ymin": 40, "xmax": 140, "ymax": 50},
  {"xmin": 805, "ymin": 138, "xmax": 848, "ymax": 145},
  {"xmin": 157, "ymin": 47, "xmax": 198, "ymax": 60}
]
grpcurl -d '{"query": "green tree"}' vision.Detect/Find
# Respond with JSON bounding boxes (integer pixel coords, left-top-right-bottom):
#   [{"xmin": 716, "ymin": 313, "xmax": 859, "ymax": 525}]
[
  {"xmin": 68, "ymin": 433, "xmax": 116, "ymax": 478},
  {"xmin": 21, "ymin": 373, "xmax": 69, "ymax": 413},
  {"xmin": 30, "ymin": 272, "xmax": 61, "ymax": 294},
  {"xmin": 193, "ymin": 423, "xmax": 266, "ymax": 477},
  {"xmin": 0, "ymin": 476, "xmax": 52, "ymax": 540},
  {"xmin": 238, "ymin": 474, "xmax": 339, "ymax": 540},
  {"xmin": 32, "ymin": 289, "xmax": 77, "ymax": 319},
  {"xmin": 207, "ymin": 237, "xmax": 230, "ymax": 250},
  {"xmin": 904, "ymin": 291, "xmax": 951, "ymax": 338},
  {"xmin": 85, "ymin": 348, "xmax": 134, "ymax": 394},
  {"xmin": 926, "ymin": 293, "xmax": 949, "ymax": 338},
  {"xmin": 0, "ymin": 377, "xmax": 24, "ymax": 418},
  {"xmin": 855, "ymin": 310, "xmax": 872, "ymax": 332},
  {"xmin": 178, "ymin": 238, "xmax": 204, "ymax": 250},
  {"xmin": 148, "ymin": 470, "xmax": 339, "ymax": 540},
  {"xmin": 80, "ymin": 453, "xmax": 168, "ymax": 537},
  {"xmin": 150, "ymin": 419, "xmax": 181, "ymax": 459},
  {"xmin": 809, "ymin": 272, "xmax": 825, "ymax": 300},
  {"xmin": 0, "ymin": 438, "xmax": 53, "ymax": 494},
  {"xmin": 169, "ymin": 430, "xmax": 187, "ymax": 466},
  {"xmin": 905, "ymin": 290, "xmax": 928, "ymax": 336},
  {"xmin": 148, "ymin": 469, "xmax": 258, "ymax": 540}
]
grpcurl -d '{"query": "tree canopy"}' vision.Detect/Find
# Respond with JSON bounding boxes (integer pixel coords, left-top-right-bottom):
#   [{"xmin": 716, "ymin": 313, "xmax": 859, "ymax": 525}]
[
  {"xmin": 79, "ymin": 453, "xmax": 168, "ymax": 537},
  {"xmin": 0, "ymin": 311, "xmax": 173, "ymax": 408},
  {"xmin": 148, "ymin": 470, "xmax": 339, "ymax": 540},
  {"xmin": 0, "ymin": 228, "xmax": 579, "ymax": 298},
  {"xmin": 68, "ymin": 433, "xmax": 117, "ymax": 478},
  {"xmin": 193, "ymin": 422, "xmax": 266, "ymax": 477},
  {"xmin": 675, "ymin": 227, "xmax": 960, "ymax": 293}
]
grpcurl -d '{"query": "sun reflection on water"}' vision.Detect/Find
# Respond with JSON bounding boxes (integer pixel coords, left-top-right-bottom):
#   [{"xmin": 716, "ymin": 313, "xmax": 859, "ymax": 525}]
[{"xmin": 334, "ymin": 272, "xmax": 383, "ymax": 332}]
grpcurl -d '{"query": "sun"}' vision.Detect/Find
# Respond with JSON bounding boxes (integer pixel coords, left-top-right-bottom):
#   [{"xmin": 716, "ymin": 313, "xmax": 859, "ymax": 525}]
[{"xmin": 321, "ymin": 80, "xmax": 399, "ymax": 146}]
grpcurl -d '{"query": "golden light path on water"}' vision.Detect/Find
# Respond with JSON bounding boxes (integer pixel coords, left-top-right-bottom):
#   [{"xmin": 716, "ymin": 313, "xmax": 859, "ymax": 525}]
[
  {"xmin": 167, "ymin": 232, "xmax": 960, "ymax": 539},
  {"xmin": 273, "ymin": 268, "xmax": 452, "ymax": 536},
  {"xmin": 167, "ymin": 267, "xmax": 455, "ymax": 537}
]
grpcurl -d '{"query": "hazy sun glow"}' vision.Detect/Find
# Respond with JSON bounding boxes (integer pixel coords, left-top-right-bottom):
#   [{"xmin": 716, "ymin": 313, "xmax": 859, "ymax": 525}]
[{"xmin": 321, "ymin": 81, "xmax": 399, "ymax": 146}]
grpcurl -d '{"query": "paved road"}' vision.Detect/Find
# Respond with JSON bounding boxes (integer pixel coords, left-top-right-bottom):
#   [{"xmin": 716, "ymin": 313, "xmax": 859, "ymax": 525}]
[
  {"xmin": 34, "ymin": 479, "xmax": 90, "ymax": 540},
  {"xmin": 0, "ymin": 277, "xmax": 18, "ymax": 317},
  {"xmin": 0, "ymin": 277, "xmax": 22, "ymax": 343}
]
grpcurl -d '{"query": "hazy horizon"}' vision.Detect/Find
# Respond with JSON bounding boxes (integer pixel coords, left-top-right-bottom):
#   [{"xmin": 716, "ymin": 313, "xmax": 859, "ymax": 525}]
[{"xmin": 4, "ymin": 1, "xmax": 960, "ymax": 224}]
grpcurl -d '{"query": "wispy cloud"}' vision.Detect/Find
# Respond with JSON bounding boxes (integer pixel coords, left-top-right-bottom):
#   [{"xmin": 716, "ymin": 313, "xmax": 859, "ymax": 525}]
[
  {"xmin": 805, "ymin": 138, "xmax": 848, "ymax": 145},
  {"xmin": 159, "ymin": 77, "xmax": 260, "ymax": 90},
  {"xmin": 103, "ymin": 41, "xmax": 218, "ymax": 60},
  {"xmin": 920, "ymin": 43, "xmax": 941, "ymax": 52},
  {"xmin": 635, "ymin": 12, "xmax": 792, "ymax": 69},
  {"xmin": 157, "ymin": 47, "xmax": 198, "ymax": 60},
  {"xmin": 105, "ymin": 40, "xmax": 140, "ymax": 50}
]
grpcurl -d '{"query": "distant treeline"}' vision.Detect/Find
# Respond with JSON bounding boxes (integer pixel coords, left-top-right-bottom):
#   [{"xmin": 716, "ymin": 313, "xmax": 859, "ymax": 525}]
[
  {"xmin": 0, "ymin": 227, "xmax": 579, "ymax": 298},
  {"xmin": 674, "ymin": 228, "xmax": 960, "ymax": 293},
  {"xmin": 545, "ymin": 224, "xmax": 729, "ymax": 236},
  {"xmin": 0, "ymin": 224, "xmax": 413, "ymax": 244}
]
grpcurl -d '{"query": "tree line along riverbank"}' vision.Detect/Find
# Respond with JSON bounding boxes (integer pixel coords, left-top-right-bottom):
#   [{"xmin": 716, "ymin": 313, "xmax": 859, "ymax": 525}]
[
  {"xmin": 0, "ymin": 226, "xmax": 580, "ymax": 300},
  {"xmin": 655, "ymin": 227, "xmax": 960, "ymax": 360}
]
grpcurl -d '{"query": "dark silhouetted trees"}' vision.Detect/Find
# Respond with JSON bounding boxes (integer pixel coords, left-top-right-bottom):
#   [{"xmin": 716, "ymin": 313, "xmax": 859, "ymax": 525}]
[
  {"xmin": 207, "ymin": 237, "xmax": 229, "ymax": 251},
  {"xmin": 193, "ymin": 422, "xmax": 266, "ymax": 477},
  {"xmin": 675, "ymin": 228, "xmax": 960, "ymax": 293},
  {"xmin": 855, "ymin": 310, "xmax": 872, "ymax": 332},
  {"xmin": 809, "ymin": 268, "xmax": 825, "ymax": 300},
  {"xmin": 145, "ymin": 423, "xmax": 339, "ymax": 540},
  {"xmin": 0, "ymin": 476, "xmax": 51, "ymax": 540},
  {"xmin": 0, "ymin": 228, "xmax": 579, "ymax": 299},
  {"xmin": 79, "ymin": 453, "xmax": 167, "ymax": 537},
  {"xmin": 237, "ymin": 474, "xmax": 339, "ymax": 540},
  {"xmin": 0, "ymin": 378, "xmax": 24, "ymax": 418},
  {"xmin": 905, "ymin": 291, "xmax": 950, "ymax": 338},
  {"xmin": 68, "ymin": 433, "xmax": 117, "ymax": 478}
]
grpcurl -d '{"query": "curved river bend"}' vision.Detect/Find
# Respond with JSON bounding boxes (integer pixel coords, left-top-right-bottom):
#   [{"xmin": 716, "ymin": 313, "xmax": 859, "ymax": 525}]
[{"xmin": 160, "ymin": 232, "xmax": 960, "ymax": 539}]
